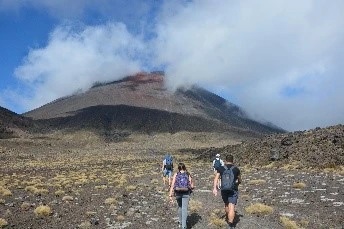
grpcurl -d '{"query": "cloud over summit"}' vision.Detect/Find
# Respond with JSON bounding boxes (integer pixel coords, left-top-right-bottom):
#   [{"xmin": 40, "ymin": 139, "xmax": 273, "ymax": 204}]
[{"xmin": 2, "ymin": 0, "xmax": 344, "ymax": 131}]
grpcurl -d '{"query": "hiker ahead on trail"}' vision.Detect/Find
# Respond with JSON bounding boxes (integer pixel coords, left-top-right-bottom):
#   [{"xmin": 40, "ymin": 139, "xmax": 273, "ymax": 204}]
[
  {"xmin": 212, "ymin": 153, "xmax": 224, "ymax": 172},
  {"xmin": 169, "ymin": 162, "xmax": 194, "ymax": 229},
  {"xmin": 162, "ymin": 153, "xmax": 174, "ymax": 187},
  {"xmin": 213, "ymin": 154, "xmax": 241, "ymax": 229}
]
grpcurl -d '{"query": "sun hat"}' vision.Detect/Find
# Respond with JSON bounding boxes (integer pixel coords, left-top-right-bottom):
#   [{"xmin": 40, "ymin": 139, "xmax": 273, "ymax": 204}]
[{"xmin": 216, "ymin": 153, "xmax": 220, "ymax": 157}]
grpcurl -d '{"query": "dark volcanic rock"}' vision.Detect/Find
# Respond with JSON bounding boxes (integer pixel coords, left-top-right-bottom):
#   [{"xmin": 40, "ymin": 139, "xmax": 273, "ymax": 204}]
[
  {"xmin": 192, "ymin": 125, "xmax": 344, "ymax": 169},
  {"xmin": 0, "ymin": 106, "xmax": 35, "ymax": 138}
]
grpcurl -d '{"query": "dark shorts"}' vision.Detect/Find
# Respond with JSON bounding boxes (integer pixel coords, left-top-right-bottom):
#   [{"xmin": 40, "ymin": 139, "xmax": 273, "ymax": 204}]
[{"xmin": 221, "ymin": 190, "xmax": 238, "ymax": 205}]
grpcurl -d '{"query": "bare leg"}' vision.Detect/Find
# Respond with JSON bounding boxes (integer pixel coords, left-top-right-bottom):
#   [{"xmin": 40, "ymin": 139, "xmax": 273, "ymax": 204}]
[{"xmin": 228, "ymin": 203, "xmax": 235, "ymax": 224}]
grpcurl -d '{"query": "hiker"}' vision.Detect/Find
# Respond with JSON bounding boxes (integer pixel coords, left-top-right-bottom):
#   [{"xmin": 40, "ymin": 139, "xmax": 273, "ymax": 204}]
[
  {"xmin": 169, "ymin": 162, "xmax": 194, "ymax": 229},
  {"xmin": 213, "ymin": 154, "xmax": 241, "ymax": 229},
  {"xmin": 162, "ymin": 153, "xmax": 174, "ymax": 187},
  {"xmin": 213, "ymin": 153, "xmax": 224, "ymax": 172}
]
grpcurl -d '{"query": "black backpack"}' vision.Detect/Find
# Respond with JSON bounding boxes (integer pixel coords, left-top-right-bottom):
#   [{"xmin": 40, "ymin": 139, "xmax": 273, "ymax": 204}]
[{"xmin": 221, "ymin": 165, "xmax": 236, "ymax": 191}]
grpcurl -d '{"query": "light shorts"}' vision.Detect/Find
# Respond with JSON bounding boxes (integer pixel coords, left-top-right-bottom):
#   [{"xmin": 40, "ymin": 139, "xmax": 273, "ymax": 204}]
[{"xmin": 163, "ymin": 169, "xmax": 172, "ymax": 178}]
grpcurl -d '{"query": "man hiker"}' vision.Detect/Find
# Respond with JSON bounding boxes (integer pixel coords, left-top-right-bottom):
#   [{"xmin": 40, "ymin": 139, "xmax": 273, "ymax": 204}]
[
  {"xmin": 162, "ymin": 153, "xmax": 174, "ymax": 187},
  {"xmin": 213, "ymin": 154, "xmax": 241, "ymax": 229},
  {"xmin": 213, "ymin": 153, "xmax": 224, "ymax": 173}
]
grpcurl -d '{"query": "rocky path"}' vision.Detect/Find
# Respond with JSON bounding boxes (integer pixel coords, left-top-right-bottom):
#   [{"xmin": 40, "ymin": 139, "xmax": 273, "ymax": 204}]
[{"xmin": 138, "ymin": 163, "xmax": 344, "ymax": 229}]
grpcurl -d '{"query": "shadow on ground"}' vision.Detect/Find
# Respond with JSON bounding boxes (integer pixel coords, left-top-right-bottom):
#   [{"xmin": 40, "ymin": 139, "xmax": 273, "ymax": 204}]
[{"xmin": 187, "ymin": 212, "xmax": 202, "ymax": 228}]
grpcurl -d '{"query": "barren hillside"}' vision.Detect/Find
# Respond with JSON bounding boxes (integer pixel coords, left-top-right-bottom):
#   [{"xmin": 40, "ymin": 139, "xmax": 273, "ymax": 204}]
[{"xmin": 24, "ymin": 72, "xmax": 284, "ymax": 136}]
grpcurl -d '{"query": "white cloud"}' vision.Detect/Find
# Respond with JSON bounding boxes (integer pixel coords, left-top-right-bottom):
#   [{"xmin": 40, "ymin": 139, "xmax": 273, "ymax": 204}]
[
  {"xmin": 3, "ymin": 0, "xmax": 344, "ymax": 131},
  {"xmin": 13, "ymin": 23, "xmax": 145, "ymax": 110},
  {"xmin": 153, "ymin": 0, "xmax": 344, "ymax": 130}
]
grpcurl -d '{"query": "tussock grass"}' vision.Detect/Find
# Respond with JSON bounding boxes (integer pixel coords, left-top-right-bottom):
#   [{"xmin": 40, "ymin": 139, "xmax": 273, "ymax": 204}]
[
  {"xmin": 292, "ymin": 182, "xmax": 306, "ymax": 189},
  {"xmin": 189, "ymin": 199, "xmax": 203, "ymax": 213},
  {"xmin": 55, "ymin": 190, "xmax": 65, "ymax": 196},
  {"xmin": 25, "ymin": 186, "xmax": 38, "ymax": 193},
  {"xmin": 282, "ymin": 161, "xmax": 302, "ymax": 170},
  {"xmin": 79, "ymin": 221, "xmax": 91, "ymax": 229},
  {"xmin": 85, "ymin": 211, "xmax": 97, "ymax": 216},
  {"xmin": 247, "ymin": 179, "xmax": 266, "ymax": 185},
  {"xmin": 209, "ymin": 209, "xmax": 226, "ymax": 228},
  {"xmin": 150, "ymin": 179, "xmax": 159, "ymax": 185},
  {"xmin": 125, "ymin": 185, "xmax": 137, "ymax": 191},
  {"xmin": 21, "ymin": 202, "xmax": 31, "ymax": 211},
  {"xmin": 34, "ymin": 188, "xmax": 49, "ymax": 195},
  {"xmin": 62, "ymin": 195, "xmax": 74, "ymax": 201},
  {"xmin": 0, "ymin": 218, "xmax": 8, "ymax": 228},
  {"xmin": 299, "ymin": 219, "xmax": 309, "ymax": 228},
  {"xmin": 0, "ymin": 187, "xmax": 12, "ymax": 196},
  {"xmin": 95, "ymin": 185, "xmax": 107, "ymax": 190},
  {"xmin": 116, "ymin": 215, "xmax": 125, "ymax": 221},
  {"xmin": 104, "ymin": 198, "xmax": 116, "ymax": 205},
  {"xmin": 280, "ymin": 216, "xmax": 301, "ymax": 229},
  {"xmin": 245, "ymin": 203, "xmax": 273, "ymax": 215},
  {"xmin": 0, "ymin": 199, "xmax": 5, "ymax": 204},
  {"xmin": 263, "ymin": 162, "xmax": 276, "ymax": 169},
  {"xmin": 34, "ymin": 205, "xmax": 52, "ymax": 217}
]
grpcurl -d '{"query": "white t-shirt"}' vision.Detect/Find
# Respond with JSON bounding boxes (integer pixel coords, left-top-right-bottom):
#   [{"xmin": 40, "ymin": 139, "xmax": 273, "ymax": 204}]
[{"xmin": 212, "ymin": 158, "xmax": 224, "ymax": 170}]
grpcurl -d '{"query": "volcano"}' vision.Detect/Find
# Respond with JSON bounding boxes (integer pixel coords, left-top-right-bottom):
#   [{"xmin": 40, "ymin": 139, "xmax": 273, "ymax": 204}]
[{"xmin": 23, "ymin": 72, "xmax": 284, "ymax": 136}]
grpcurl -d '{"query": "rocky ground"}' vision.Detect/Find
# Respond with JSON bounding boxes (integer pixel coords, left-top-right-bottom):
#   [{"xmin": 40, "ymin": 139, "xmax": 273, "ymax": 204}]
[{"xmin": 0, "ymin": 131, "xmax": 343, "ymax": 228}]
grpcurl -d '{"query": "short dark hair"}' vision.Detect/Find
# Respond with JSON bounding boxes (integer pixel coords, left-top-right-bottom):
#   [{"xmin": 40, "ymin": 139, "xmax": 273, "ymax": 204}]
[{"xmin": 225, "ymin": 154, "xmax": 233, "ymax": 162}]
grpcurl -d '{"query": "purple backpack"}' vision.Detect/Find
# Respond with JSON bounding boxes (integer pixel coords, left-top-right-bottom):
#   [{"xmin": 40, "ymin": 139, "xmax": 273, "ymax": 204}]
[{"xmin": 174, "ymin": 172, "xmax": 190, "ymax": 191}]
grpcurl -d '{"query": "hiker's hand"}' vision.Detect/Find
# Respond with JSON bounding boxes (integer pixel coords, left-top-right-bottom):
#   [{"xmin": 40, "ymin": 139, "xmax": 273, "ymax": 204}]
[
  {"xmin": 213, "ymin": 188, "xmax": 217, "ymax": 196},
  {"xmin": 169, "ymin": 196, "xmax": 174, "ymax": 203}
]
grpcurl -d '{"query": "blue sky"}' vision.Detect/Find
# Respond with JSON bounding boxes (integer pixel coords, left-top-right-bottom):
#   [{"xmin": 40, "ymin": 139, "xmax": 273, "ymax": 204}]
[{"xmin": 0, "ymin": 0, "xmax": 343, "ymax": 131}]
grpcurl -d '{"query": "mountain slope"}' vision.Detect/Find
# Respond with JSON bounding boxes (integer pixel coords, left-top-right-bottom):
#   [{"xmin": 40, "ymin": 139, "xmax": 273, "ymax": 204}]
[
  {"xmin": 24, "ymin": 72, "xmax": 284, "ymax": 135},
  {"xmin": 0, "ymin": 106, "xmax": 33, "ymax": 138}
]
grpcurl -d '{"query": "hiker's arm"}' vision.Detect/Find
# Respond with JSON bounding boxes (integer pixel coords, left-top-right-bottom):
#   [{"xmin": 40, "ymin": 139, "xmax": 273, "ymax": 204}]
[
  {"xmin": 237, "ymin": 174, "xmax": 242, "ymax": 185},
  {"xmin": 169, "ymin": 174, "xmax": 176, "ymax": 198},
  {"xmin": 189, "ymin": 174, "xmax": 194, "ymax": 189},
  {"xmin": 213, "ymin": 172, "xmax": 220, "ymax": 196}
]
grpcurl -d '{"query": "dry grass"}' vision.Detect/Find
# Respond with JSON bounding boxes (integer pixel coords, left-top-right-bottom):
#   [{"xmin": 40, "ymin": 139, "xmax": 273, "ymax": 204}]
[
  {"xmin": 282, "ymin": 161, "xmax": 302, "ymax": 170},
  {"xmin": 189, "ymin": 199, "xmax": 203, "ymax": 213},
  {"xmin": 299, "ymin": 219, "xmax": 309, "ymax": 228},
  {"xmin": 150, "ymin": 179, "xmax": 159, "ymax": 185},
  {"xmin": 0, "ymin": 218, "xmax": 8, "ymax": 228},
  {"xmin": 104, "ymin": 198, "xmax": 116, "ymax": 205},
  {"xmin": 280, "ymin": 216, "xmax": 301, "ymax": 229},
  {"xmin": 263, "ymin": 162, "xmax": 276, "ymax": 169},
  {"xmin": 55, "ymin": 190, "xmax": 65, "ymax": 196},
  {"xmin": 78, "ymin": 221, "xmax": 91, "ymax": 229},
  {"xmin": 62, "ymin": 195, "xmax": 74, "ymax": 201},
  {"xmin": 292, "ymin": 182, "xmax": 306, "ymax": 189},
  {"xmin": 34, "ymin": 205, "xmax": 52, "ymax": 217},
  {"xmin": 245, "ymin": 203, "xmax": 273, "ymax": 215},
  {"xmin": 0, "ymin": 199, "xmax": 5, "ymax": 204},
  {"xmin": 247, "ymin": 179, "xmax": 266, "ymax": 185},
  {"xmin": 117, "ymin": 215, "xmax": 125, "ymax": 221},
  {"xmin": 0, "ymin": 187, "xmax": 12, "ymax": 196},
  {"xmin": 125, "ymin": 185, "xmax": 137, "ymax": 191},
  {"xmin": 21, "ymin": 202, "xmax": 31, "ymax": 211},
  {"xmin": 209, "ymin": 209, "xmax": 227, "ymax": 228},
  {"xmin": 85, "ymin": 211, "xmax": 97, "ymax": 216}
]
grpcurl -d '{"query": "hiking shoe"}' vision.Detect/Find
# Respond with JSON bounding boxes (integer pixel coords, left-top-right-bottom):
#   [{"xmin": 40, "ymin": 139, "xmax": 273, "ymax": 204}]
[{"xmin": 228, "ymin": 223, "xmax": 235, "ymax": 229}]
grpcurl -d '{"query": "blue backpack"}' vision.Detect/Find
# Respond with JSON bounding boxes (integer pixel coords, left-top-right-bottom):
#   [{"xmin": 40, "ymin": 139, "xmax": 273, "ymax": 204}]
[
  {"xmin": 174, "ymin": 172, "xmax": 190, "ymax": 191},
  {"xmin": 165, "ymin": 155, "xmax": 173, "ymax": 170},
  {"xmin": 221, "ymin": 166, "xmax": 236, "ymax": 191},
  {"xmin": 214, "ymin": 158, "xmax": 221, "ymax": 169}
]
